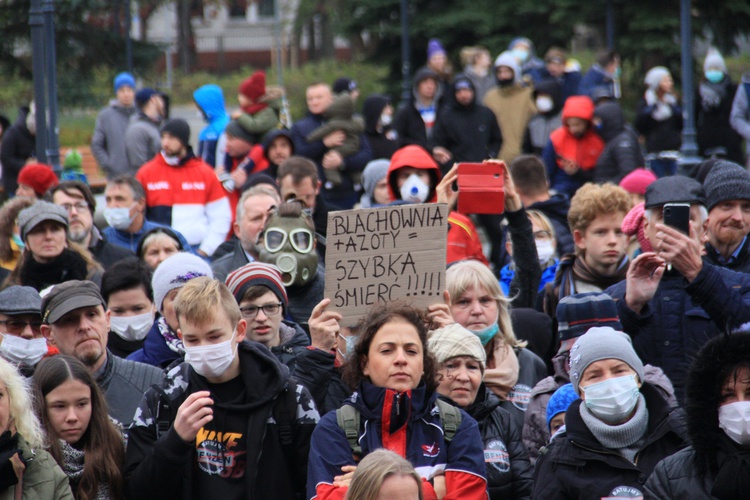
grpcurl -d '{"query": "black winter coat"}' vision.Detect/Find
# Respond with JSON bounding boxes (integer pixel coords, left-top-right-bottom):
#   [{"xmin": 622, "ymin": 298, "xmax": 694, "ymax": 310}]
[
  {"xmin": 634, "ymin": 97, "xmax": 683, "ymax": 153},
  {"xmin": 0, "ymin": 107, "xmax": 35, "ymax": 194},
  {"xmin": 463, "ymin": 387, "xmax": 532, "ymax": 500},
  {"xmin": 594, "ymin": 102, "xmax": 644, "ymax": 184},
  {"xmin": 431, "ymin": 97, "xmax": 502, "ymax": 164},
  {"xmin": 532, "ymin": 383, "xmax": 687, "ymax": 500},
  {"xmin": 695, "ymin": 76, "xmax": 744, "ymax": 163},
  {"xmin": 292, "ymin": 347, "xmax": 351, "ymax": 416},
  {"xmin": 606, "ymin": 263, "xmax": 750, "ymax": 402}
]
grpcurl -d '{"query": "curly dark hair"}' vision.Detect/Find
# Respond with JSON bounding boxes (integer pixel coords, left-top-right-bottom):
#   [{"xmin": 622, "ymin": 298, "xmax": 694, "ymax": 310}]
[{"xmin": 342, "ymin": 302, "xmax": 438, "ymax": 393}]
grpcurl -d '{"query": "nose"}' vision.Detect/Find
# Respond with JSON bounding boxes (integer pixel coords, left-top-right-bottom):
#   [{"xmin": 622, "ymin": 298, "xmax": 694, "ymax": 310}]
[
  {"xmin": 469, "ymin": 300, "xmax": 483, "ymax": 315},
  {"xmin": 255, "ymin": 308, "xmax": 268, "ymax": 320},
  {"xmin": 20, "ymin": 324, "xmax": 34, "ymax": 340},
  {"xmin": 730, "ymin": 206, "xmax": 743, "ymax": 221},
  {"xmin": 455, "ymin": 365, "xmax": 470, "ymax": 381},
  {"xmin": 393, "ymin": 348, "xmax": 407, "ymax": 365},
  {"xmin": 65, "ymin": 407, "xmax": 78, "ymax": 423}
]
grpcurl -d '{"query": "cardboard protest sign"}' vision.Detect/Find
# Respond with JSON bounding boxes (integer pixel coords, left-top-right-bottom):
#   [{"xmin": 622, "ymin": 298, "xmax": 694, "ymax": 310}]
[{"xmin": 325, "ymin": 203, "xmax": 449, "ymax": 327}]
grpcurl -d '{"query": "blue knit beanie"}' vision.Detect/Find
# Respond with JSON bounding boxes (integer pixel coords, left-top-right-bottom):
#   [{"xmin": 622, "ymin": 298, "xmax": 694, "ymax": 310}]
[
  {"xmin": 546, "ymin": 383, "xmax": 579, "ymax": 430},
  {"xmin": 114, "ymin": 72, "xmax": 136, "ymax": 92},
  {"xmin": 427, "ymin": 39, "xmax": 446, "ymax": 60}
]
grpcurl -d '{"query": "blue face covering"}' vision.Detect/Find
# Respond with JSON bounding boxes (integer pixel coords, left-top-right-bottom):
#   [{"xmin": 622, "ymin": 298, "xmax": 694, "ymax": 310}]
[
  {"xmin": 470, "ymin": 323, "xmax": 499, "ymax": 346},
  {"xmin": 705, "ymin": 70, "xmax": 723, "ymax": 84},
  {"xmin": 613, "ymin": 67, "xmax": 622, "ymax": 78},
  {"xmin": 11, "ymin": 234, "xmax": 24, "ymax": 250}
]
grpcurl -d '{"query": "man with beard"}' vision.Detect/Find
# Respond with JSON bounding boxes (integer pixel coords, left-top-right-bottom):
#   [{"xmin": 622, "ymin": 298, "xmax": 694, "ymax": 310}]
[
  {"xmin": 50, "ymin": 181, "xmax": 133, "ymax": 269},
  {"xmin": 606, "ymin": 175, "xmax": 750, "ymax": 401},
  {"xmin": 701, "ymin": 160, "xmax": 750, "ymax": 273},
  {"xmin": 40, "ymin": 280, "xmax": 163, "ymax": 426},
  {"xmin": 541, "ymin": 95, "xmax": 605, "ymax": 198},
  {"xmin": 211, "ymin": 185, "xmax": 280, "ymax": 282}
]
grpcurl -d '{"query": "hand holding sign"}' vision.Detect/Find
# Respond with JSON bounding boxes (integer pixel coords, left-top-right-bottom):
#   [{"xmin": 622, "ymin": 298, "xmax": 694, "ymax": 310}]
[{"xmin": 325, "ymin": 204, "xmax": 449, "ymax": 327}]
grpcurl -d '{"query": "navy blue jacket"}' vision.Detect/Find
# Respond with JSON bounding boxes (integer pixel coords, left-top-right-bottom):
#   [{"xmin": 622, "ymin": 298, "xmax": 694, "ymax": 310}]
[
  {"xmin": 606, "ymin": 263, "xmax": 750, "ymax": 401},
  {"xmin": 308, "ymin": 381, "xmax": 488, "ymax": 499}
]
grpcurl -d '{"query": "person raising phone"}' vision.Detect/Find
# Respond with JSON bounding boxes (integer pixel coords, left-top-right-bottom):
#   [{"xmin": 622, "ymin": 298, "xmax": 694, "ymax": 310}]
[{"xmin": 605, "ymin": 175, "xmax": 750, "ymax": 402}]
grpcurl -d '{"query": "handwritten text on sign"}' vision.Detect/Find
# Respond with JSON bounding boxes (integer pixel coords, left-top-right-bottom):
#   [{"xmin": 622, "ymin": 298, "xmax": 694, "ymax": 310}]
[{"xmin": 325, "ymin": 203, "xmax": 448, "ymax": 326}]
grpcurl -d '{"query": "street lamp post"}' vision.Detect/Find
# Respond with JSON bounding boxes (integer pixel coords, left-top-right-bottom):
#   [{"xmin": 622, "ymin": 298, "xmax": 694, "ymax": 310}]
[
  {"xmin": 400, "ymin": 0, "xmax": 411, "ymax": 104},
  {"xmin": 42, "ymin": 0, "xmax": 60, "ymax": 171},
  {"xmin": 29, "ymin": 0, "xmax": 48, "ymax": 164},
  {"xmin": 679, "ymin": 0, "xmax": 701, "ymax": 170}
]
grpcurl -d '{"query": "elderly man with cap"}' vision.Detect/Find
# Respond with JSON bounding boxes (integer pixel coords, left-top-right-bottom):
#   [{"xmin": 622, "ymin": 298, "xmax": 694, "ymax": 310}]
[
  {"xmin": 701, "ymin": 160, "xmax": 750, "ymax": 273},
  {"xmin": 606, "ymin": 175, "xmax": 750, "ymax": 401},
  {"xmin": 224, "ymin": 262, "xmax": 309, "ymax": 371},
  {"xmin": 136, "ymin": 118, "xmax": 231, "ymax": 257},
  {"xmin": 92, "ymin": 71, "xmax": 138, "ymax": 178},
  {"xmin": 0, "ymin": 286, "xmax": 55, "ymax": 376},
  {"xmin": 533, "ymin": 327, "xmax": 687, "ymax": 500},
  {"xmin": 39, "ymin": 280, "xmax": 163, "ymax": 426},
  {"xmin": 523, "ymin": 292, "xmax": 675, "ymax": 464},
  {"xmin": 124, "ymin": 87, "xmax": 167, "ymax": 173}
]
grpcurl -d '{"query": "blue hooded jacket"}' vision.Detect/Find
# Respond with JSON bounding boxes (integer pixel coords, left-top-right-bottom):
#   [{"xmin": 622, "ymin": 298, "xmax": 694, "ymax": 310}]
[{"xmin": 193, "ymin": 84, "xmax": 230, "ymax": 167}]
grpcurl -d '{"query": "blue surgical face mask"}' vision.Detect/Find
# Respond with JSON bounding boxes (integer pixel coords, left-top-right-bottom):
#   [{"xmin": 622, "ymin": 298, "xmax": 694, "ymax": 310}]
[
  {"xmin": 469, "ymin": 323, "xmax": 499, "ymax": 346},
  {"xmin": 705, "ymin": 70, "xmax": 723, "ymax": 84},
  {"xmin": 613, "ymin": 67, "xmax": 622, "ymax": 78}
]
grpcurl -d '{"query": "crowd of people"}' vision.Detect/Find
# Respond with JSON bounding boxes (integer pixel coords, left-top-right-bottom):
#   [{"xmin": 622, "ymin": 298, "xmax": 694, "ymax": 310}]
[{"xmin": 0, "ymin": 34, "xmax": 747, "ymax": 499}]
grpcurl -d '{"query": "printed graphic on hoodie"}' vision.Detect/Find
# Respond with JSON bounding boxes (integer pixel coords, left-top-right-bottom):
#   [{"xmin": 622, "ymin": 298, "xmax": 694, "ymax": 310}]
[{"xmin": 195, "ymin": 428, "xmax": 247, "ymax": 478}]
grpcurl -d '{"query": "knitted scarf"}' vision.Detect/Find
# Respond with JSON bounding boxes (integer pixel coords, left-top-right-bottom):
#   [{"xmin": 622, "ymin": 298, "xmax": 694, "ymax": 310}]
[
  {"xmin": 59, "ymin": 440, "xmax": 110, "ymax": 500},
  {"xmin": 579, "ymin": 393, "xmax": 649, "ymax": 463},
  {"xmin": 483, "ymin": 340, "xmax": 519, "ymax": 400},
  {"xmin": 157, "ymin": 316, "xmax": 184, "ymax": 355}
]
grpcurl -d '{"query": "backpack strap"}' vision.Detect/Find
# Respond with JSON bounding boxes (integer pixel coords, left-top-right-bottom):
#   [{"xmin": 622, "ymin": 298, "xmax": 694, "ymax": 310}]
[
  {"xmin": 335, "ymin": 405, "xmax": 362, "ymax": 461},
  {"xmin": 435, "ymin": 399, "xmax": 462, "ymax": 443},
  {"xmin": 152, "ymin": 384, "xmax": 174, "ymax": 440}
]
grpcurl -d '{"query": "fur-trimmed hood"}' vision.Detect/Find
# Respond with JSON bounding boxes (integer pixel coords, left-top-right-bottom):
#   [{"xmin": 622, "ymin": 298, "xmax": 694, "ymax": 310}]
[{"xmin": 685, "ymin": 332, "xmax": 750, "ymax": 474}]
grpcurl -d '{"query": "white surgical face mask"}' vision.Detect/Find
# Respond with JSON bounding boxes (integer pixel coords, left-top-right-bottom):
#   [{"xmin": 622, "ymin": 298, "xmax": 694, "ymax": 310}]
[
  {"xmin": 161, "ymin": 151, "xmax": 180, "ymax": 166},
  {"xmin": 104, "ymin": 205, "xmax": 136, "ymax": 231},
  {"xmin": 0, "ymin": 333, "xmax": 47, "ymax": 367},
  {"xmin": 582, "ymin": 374, "xmax": 640, "ymax": 424},
  {"xmin": 400, "ymin": 174, "xmax": 430, "ymax": 203},
  {"xmin": 719, "ymin": 401, "xmax": 750, "ymax": 445},
  {"xmin": 109, "ymin": 312, "xmax": 154, "ymax": 342},
  {"xmin": 536, "ymin": 240, "xmax": 556, "ymax": 264},
  {"xmin": 184, "ymin": 329, "xmax": 238, "ymax": 378},
  {"xmin": 536, "ymin": 96, "xmax": 554, "ymax": 113},
  {"xmin": 379, "ymin": 112, "xmax": 392, "ymax": 127}
]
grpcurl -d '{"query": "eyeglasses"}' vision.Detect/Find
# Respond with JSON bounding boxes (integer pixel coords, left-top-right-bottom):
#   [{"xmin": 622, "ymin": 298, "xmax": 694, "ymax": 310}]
[
  {"xmin": 263, "ymin": 228, "xmax": 314, "ymax": 254},
  {"xmin": 59, "ymin": 202, "xmax": 89, "ymax": 213},
  {"xmin": 0, "ymin": 319, "xmax": 43, "ymax": 334},
  {"xmin": 240, "ymin": 303, "xmax": 282, "ymax": 319}
]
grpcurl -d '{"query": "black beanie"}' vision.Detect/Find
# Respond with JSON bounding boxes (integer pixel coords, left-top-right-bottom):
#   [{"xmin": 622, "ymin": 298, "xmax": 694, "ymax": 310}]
[
  {"xmin": 160, "ymin": 118, "xmax": 191, "ymax": 148},
  {"xmin": 703, "ymin": 160, "xmax": 750, "ymax": 211},
  {"xmin": 225, "ymin": 120, "xmax": 257, "ymax": 145}
]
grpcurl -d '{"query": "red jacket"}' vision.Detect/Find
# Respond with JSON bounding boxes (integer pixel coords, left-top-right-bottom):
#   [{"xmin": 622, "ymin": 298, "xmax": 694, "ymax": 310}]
[{"xmin": 550, "ymin": 96, "xmax": 604, "ymax": 171}]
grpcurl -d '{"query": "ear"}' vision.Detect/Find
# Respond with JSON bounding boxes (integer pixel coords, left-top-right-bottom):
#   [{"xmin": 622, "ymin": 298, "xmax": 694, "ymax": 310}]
[
  {"xmin": 40, "ymin": 324, "xmax": 54, "ymax": 345},
  {"xmin": 505, "ymin": 240, "xmax": 513, "ymax": 257},
  {"xmin": 105, "ymin": 309, "xmax": 111, "ymax": 332},
  {"xmin": 235, "ymin": 318, "xmax": 247, "ymax": 343},
  {"xmin": 315, "ymin": 180, "xmax": 322, "ymax": 196},
  {"xmin": 361, "ymin": 355, "xmax": 369, "ymax": 377},
  {"xmin": 573, "ymin": 229, "xmax": 586, "ymax": 252},
  {"xmin": 233, "ymin": 221, "xmax": 241, "ymax": 240},
  {"xmin": 176, "ymin": 328, "xmax": 183, "ymax": 341},
  {"xmin": 136, "ymin": 197, "xmax": 146, "ymax": 213}
]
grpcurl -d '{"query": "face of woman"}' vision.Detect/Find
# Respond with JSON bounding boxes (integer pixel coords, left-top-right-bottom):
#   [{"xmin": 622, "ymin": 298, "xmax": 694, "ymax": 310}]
[
  {"xmin": 721, "ymin": 366, "xmax": 750, "ymax": 406},
  {"xmin": 45, "ymin": 379, "xmax": 92, "ymax": 445},
  {"xmin": 436, "ymin": 356, "xmax": 482, "ymax": 407},
  {"xmin": 143, "ymin": 236, "xmax": 180, "ymax": 270},
  {"xmin": 0, "ymin": 382, "xmax": 10, "ymax": 434},
  {"xmin": 161, "ymin": 288, "xmax": 180, "ymax": 332},
  {"xmin": 362, "ymin": 319, "xmax": 424, "ymax": 392},
  {"xmin": 450, "ymin": 285, "xmax": 498, "ymax": 331},
  {"xmin": 25, "ymin": 221, "xmax": 67, "ymax": 263}
]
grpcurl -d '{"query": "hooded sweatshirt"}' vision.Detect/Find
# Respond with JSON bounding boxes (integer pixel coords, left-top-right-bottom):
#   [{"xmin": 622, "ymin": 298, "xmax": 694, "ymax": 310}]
[
  {"xmin": 125, "ymin": 340, "xmax": 319, "ymax": 500},
  {"xmin": 593, "ymin": 101, "xmax": 643, "ymax": 184},
  {"xmin": 393, "ymin": 68, "xmax": 444, "ymax": 151},
  {"xmin": 523, "ymin": 78, "xmax": 563, "ymax": 155},
  {"xmin": 387, "ymin": 145, "xmax": 488, "ymax": 265},
  {"xmin": 483, "ymin": 51, "xmax": 536, "ymax": 162},
  {"xmin": 362, "ymin": 94, "xmax": 398, "ymax": 160},
  {"xmin": 432, "ymin": 76, "xmax": 502, "ymax": 164},
  {"xmin": 193, "ymin": 84, "xmax": 230, "ymax": 168},
  {"xmin": 542, "ymin": 96, "xmax": 604, "ymax": 196}
]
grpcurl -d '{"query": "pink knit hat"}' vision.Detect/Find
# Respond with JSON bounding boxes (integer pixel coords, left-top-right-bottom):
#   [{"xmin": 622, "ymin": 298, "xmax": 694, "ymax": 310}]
[
  {"xmin": 621, "ymin": 202, "xmax": 653, "ymax": 253},
  {"xmin": 619, "ymin": 168, "xmax": 657, "ymax": 195}
]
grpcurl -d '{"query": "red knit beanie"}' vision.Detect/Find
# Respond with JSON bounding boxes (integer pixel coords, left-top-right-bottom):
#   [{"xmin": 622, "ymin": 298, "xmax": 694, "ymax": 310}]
[
  {"xmin": 239, "ymin": 71, "xmax": 266, "ymax": 102},
  {"xmin": 17, "ymin": 163, "xmax": 59, "ymax": 198}
]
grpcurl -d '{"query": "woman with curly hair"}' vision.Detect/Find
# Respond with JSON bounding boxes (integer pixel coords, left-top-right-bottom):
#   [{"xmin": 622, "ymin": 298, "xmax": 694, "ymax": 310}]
[
  {"xmin": 0, "ymin": 197, "xmax": 34, "ymax": 278},
  {"xmin": 33, "ymin": 355, "xmax": 125, "ymax": 500},
  {"xmin": 307, "ymin": 302, "xmax": 488, "ymax": 500}
]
